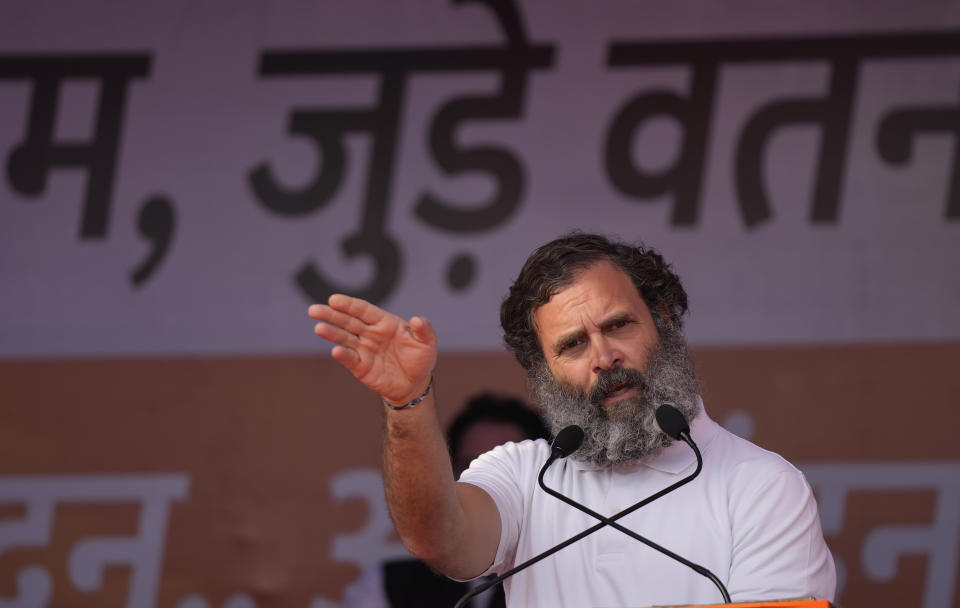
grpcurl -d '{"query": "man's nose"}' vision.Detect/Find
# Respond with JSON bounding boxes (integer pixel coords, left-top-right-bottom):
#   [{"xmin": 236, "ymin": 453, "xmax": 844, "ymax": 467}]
[{"xmin": 592, "ymin": 337, "xmax": 623, "ymax": 374}]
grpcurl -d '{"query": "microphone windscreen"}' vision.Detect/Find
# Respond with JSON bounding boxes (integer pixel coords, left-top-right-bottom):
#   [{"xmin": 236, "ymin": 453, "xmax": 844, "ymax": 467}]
[
  {"xmin": 551, "ymin": 425, "xmax": 585, "ymax": 458},
  {"xmin": 655, "ymin": 405, "xmax": 690, "ymax": 440}
]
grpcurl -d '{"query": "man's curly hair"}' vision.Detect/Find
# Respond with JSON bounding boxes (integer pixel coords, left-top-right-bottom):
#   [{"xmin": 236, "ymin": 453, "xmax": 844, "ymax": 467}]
[{"xmin": 500, "ymin": 232, "xmax": 689, "ymax": 373}]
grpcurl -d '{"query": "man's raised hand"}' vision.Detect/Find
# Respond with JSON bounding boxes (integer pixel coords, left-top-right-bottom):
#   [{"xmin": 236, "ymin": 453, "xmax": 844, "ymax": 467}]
[{"xmin": 308, "ymin": 294, "xmax": 437, "ymax": 405}]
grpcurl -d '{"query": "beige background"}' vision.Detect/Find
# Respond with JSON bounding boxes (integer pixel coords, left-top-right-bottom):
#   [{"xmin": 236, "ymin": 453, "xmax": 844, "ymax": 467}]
[{"xmin": 3, "ymin": 343, "xmax": 958, "ymax": 607}]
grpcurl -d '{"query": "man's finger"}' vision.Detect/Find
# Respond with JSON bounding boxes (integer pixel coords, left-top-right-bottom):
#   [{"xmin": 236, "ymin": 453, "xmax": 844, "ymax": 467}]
[
  {"xmin": 314, "ymin": 321, "xmax": 361, "ymax": 349},
  {"xmin": 330, "ymin": 344, "xmax": 361, "ymax": 370},
  {"xmin": 328, "ymin": 294, "xmax": 383, "ymax": 326},
  {"xmin": 310, "ymin": 305, "xmax": 369, "ymax": 337}
]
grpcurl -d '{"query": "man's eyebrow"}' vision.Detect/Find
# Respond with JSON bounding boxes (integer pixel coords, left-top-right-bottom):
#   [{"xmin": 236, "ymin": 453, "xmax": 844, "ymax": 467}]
[
  {"xmin": 553, "ymin": 329, "xmax": 586, "ymax": 355},
  {"xmin": 603, "ymin": 311, "xmax": 634, "ymax": 327},
  {"xmin": 551, "ymin": 312, "xmax": 637, "ymax": 355}
]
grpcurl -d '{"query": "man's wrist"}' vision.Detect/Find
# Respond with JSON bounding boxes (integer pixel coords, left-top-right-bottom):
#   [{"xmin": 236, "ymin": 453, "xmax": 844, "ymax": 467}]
[{"xmin": 382, "ymin": 376, "xmax": 434, "ymax": 411}]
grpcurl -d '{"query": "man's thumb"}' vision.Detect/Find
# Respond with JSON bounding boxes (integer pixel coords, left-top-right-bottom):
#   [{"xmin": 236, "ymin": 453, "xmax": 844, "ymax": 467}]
[{"xmin": 408, "ymin": 316, "xmax": 436, "ymax": 345}]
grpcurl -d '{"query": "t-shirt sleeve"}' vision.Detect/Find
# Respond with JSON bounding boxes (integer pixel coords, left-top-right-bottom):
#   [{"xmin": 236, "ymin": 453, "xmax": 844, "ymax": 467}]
[
  {"xmin": 728, "ymin": 466, "xmax": 837, "ymax": 602},
  {"xmin": 456, "ymin": 439, "xmax": 543, "ymax": 577}
]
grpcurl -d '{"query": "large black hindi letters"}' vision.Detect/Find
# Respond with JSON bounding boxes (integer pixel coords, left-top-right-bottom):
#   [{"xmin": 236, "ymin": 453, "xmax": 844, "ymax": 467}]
[
  {"xmin": 1, "ymin": 53, "xmax": 177, "ymax": 288},
  {"xmin": 251, "ymin": 0, "xmax": 554, "ymax": 305},
  {"xmin": 604, "ymin": 31, "xmax": 960, "ymax": 228}
]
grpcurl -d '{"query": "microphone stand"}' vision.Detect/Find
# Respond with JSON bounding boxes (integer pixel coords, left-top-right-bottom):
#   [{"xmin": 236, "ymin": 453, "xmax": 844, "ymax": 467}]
[
  {"xmin": 538, "ymin": 431, "xmax": 731, "ymax": 604},
  {"xmin": 452, "ymin": 436, "xmax": 709, "ymax": 608}
]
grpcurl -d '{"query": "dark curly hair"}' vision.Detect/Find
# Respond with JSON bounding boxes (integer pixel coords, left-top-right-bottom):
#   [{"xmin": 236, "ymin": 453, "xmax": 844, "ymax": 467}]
[{"xmin": 500, "ymin": 232, "xmax": 689, "ymax": 373}]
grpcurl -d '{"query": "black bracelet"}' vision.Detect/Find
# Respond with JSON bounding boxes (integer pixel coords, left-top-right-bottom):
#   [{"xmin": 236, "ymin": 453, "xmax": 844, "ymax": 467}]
[{"xmin": 381, "ymin": 376, "xmax": 433, "ymax": 411}]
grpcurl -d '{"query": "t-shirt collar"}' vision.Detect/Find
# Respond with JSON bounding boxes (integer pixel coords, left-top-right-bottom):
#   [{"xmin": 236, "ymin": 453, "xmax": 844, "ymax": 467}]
[
  {"xmin": 569, "ymin": 397, "xmax": 719, "ymax": 475},
  {"xmin": 640, "ymin": 397, "xmax": 719, "ymax": 474}
]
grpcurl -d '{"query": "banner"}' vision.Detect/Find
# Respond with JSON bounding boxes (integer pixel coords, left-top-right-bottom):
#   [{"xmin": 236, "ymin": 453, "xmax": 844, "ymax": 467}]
[
  {"xmin": 1, "ymin": 0, "xmax": 958, "ymax": 355},
  {"xmin": 2, "ymin": 1, "xmax": 958, "ymax": 607}
]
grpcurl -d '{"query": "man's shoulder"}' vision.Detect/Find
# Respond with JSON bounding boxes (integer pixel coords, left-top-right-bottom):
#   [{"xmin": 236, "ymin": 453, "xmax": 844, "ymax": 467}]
[
  {"xmin": 459, "ymin": 437, "xmax": 551, "ymax": 483},
  {"xmin": 483, "ymin": 437, "xmax": 551, "ymax": 462},
  {"xmin": 701, "ymin": 426, "xmax": 817, "ymax": 520},
  {"xmin": 709, "ymin": 423, "xmax": 805, "ymax": 480}
]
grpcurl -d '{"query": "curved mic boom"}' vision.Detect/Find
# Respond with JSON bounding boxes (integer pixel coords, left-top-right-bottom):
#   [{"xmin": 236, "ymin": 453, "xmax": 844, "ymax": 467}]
[
  {"xmin": 538, "ymin": 407, "xmax": 731, "ymax": 603},
  {"xmin": 453, "ymin": 410, "xmax": 721, "ymax": 608}
]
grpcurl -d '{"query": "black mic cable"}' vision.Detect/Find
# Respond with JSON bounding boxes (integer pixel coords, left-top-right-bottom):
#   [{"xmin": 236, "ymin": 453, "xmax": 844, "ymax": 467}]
[
  {"xmin": 453, "ymin": 408, "xmax": 717, "ymax": 607},
  {"xmin": 538, "ymin": 405, "xmax": 731, "ymax": 604}
]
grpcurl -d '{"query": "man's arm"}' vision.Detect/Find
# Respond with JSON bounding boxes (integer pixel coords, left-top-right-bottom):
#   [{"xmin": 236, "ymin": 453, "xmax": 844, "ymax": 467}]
[
  {"xmin": 381, "ymin": 391, "xmax": 502, "ymax": 578},
  {"xmin": 309, "ymin": 294, "xmax": 500, "ymax": 579}
]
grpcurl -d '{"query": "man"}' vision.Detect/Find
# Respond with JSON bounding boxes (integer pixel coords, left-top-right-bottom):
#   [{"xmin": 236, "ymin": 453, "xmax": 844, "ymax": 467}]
[
  {"xmin": 309, "ymin": 232, "xmax": 836, "ymax": 607},
  {"xmin": 344, "ymin": 394, "xmax": 550, "ymax": 608}
]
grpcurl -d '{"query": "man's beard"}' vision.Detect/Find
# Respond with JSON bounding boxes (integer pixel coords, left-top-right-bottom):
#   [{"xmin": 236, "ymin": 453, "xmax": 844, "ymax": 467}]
[{"xmin": 530, "ymin": 325, "xmax": 701, "ymax": 467}]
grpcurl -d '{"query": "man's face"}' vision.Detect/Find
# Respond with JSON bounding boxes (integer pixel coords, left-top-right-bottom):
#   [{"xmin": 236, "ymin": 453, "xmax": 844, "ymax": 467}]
[
  {"xmin": 529, "ymin": 260, "xmax": 700, "ymax": 466},
  {"xmin": 533, "ymin": 261, "xmax": 661, "ymax": 403}
]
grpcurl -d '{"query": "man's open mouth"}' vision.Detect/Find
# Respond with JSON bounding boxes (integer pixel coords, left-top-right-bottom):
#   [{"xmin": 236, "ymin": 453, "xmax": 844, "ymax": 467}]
[
  {"xmin": 588, "ymin": 367, "xmax": 649, "ymax": 406},
  {"xmin": 604, "ymin": 383, "xmax": 637, "ymax": 401}
]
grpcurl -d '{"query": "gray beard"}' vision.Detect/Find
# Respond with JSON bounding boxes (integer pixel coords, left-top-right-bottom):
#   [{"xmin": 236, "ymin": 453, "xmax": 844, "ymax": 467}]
[{"xmin": 530, "ymin": 325, "xmax": 701, "ymax": 467}]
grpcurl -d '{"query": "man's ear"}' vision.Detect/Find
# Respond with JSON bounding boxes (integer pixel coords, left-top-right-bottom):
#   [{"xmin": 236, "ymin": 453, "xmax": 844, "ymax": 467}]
[{"xmin": 656, "ymin": 303, "xmax": 674, "ymax": 329}]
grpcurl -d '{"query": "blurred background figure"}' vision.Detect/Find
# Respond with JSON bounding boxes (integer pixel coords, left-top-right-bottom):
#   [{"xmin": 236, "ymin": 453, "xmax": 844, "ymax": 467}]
[{"xmin": 344, "ymin": 393, "xmax": 550, "ymax": 608}]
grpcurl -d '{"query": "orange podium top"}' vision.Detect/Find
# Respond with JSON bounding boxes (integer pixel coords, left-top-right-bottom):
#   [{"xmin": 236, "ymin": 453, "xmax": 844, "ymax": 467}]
[{"xmin": 658, "ymin": 601, "xmax": 831, "ymax": 608}]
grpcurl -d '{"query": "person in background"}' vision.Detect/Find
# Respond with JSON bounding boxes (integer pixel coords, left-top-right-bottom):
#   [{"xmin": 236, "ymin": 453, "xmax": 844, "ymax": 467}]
[{"xmin": 344, "ymin": 393, "xmax": 550, "ymax": 608}]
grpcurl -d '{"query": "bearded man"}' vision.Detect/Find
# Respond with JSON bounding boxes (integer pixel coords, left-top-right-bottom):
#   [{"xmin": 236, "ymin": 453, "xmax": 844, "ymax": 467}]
[{"xmin": 309, "ymin": 232, "xmax": 836, "ymax": 607}]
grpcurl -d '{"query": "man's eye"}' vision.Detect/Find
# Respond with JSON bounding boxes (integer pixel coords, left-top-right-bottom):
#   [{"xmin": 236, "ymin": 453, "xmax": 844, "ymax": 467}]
[
  {"xmin": 558, "ymin": 338, "xmax": 583, "ymax": 354},
  {"xmin": 609, "ymin": 319, "xmax": 631, "ymax": 330}
]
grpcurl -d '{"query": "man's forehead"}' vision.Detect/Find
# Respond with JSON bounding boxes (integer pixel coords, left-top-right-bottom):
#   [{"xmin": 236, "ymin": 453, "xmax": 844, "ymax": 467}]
[
  {"xmin": 536, "ymin": 260, "xmax": 640, "ymax": 306},
  {"xmin": 533, "ymin": 260, "xmax": 624, "ymax": 311},
  {"xmin": 532, "ymin": 261, "xmax": 648, "ymax": 339}
]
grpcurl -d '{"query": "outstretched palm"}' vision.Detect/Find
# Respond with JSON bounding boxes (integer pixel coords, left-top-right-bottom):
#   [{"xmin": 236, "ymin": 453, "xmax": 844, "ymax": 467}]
[{"xmin": 309, "ymin": 294, "xmax": 437, "ymax": 403}]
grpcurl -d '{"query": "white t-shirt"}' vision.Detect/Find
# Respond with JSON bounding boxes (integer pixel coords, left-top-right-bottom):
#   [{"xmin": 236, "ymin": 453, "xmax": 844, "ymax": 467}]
[{"xmin": 458, "ymin": 403, "xmax": 836, "ymax": 607}]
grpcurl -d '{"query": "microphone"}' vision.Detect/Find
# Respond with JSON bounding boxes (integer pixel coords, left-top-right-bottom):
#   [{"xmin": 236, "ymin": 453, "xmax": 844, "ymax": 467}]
[
  {"xmin": 453, "ymin": 408, "xmax": 723, "ymax": 608},
  {"xmin": 655, "ymin": 403, "xmax": 690, "ymax": 440},
  {"xmin": 549, "ymin": 424, "xmax": 584, "ymax": 461},
  {"xmin": 539, "ymin": 406, "xmax": 731, "ymax": 604}
]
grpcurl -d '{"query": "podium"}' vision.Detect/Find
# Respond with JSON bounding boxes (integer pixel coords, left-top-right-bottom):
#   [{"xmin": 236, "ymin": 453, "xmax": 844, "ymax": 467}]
[{"xmin": 662, "ymin": 601, "xmax": 832, "ymax": 608}]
